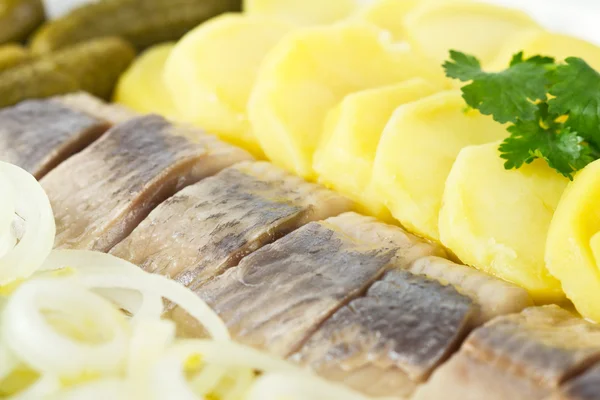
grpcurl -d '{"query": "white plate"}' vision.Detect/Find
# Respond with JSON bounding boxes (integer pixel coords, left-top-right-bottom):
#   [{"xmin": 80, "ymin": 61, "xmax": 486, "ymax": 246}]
[
  {"xmin": 42, "ymin": 0, "xmax": 600, "ymax": 45},
  {"xmin": 482, "ymin": 0, "xmax": 600, "ymax": 45}
]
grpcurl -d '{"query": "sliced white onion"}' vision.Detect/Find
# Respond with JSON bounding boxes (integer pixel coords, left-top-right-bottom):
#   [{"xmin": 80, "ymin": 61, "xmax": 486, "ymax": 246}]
[
  {"xmin": 127, "ymin": 317, "xmax": 176, "ymax": 394},
  {"xmin": 45, "ymin": 251, "xmax": 231, "ymax": 341},
  {"xmin": 0, "ymin": 337, "xmax": 18, "ymax": 380},
  {"xmin": 0, "ymin": 171, "xmax": 16, "ymax": 258},
  {"xmin": 149, "ymin": 341, "xmax": 301, "ymax": 400},
  {"xmin": 0, "ymin": 162, "xmax": 55, "ymax": 284},
  {"xmin": 172, "ymin": 340, "xmax": 299, "ymax": 373},
  {"xmin": 42, "ymin": 250, "xmax": 164, "ymax": 319},
  {"xmin": 48, "ymin": 378, "xmax": 131, "ymax": 400},
  {"xmin": 0, "ymin": 162, "xmax": 384, "ymax": 400},
  {"xmin": 245, "ymin": 372, "xmax": 373, "ymax": 400},
  {"xmin": 2, "ymin": 279, "xmax": 129, "ymax": 377},
  {"xmin": 7, "ymin": 374, "xmax": 61, "ymax": 400}
]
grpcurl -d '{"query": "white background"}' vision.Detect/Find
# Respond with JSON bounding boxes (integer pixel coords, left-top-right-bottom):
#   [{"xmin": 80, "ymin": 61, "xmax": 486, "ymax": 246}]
[{"xmin": 42, "ymin": 0, "xmax": 600, "ymax": 44}]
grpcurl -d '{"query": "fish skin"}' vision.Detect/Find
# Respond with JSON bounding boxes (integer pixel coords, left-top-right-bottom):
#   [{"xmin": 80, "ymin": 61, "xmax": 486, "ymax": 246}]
[
  {"xmin": 409, "ymin": 256, "xmax": 534, "ymax": 325},
  {"xmin": 0, "ymin": 98, "xmax": 109, "ymax": 179},
  {"xmin": 412, "ymin": 351, "xmax": 554, "ymax": 400},
  {"xmin": 52, "ymin": 91, "xmax": 138, "ymax": 124},
  {"xmin": 290, "ymin": 269, "xmax": 476, "ymax": 398},
  {"xmin": 42, "ymin": 114, "xmax": 252, "ymax": 252},
  {"xmin": 465, "ymin": 306, "xmax": 600, "ymax": 387},
  {"xmin": 414, "ymin": 306, "xmax": 600, "ymax": 400},
  {"xmin": 110, "ymin": 161, "xmax": 353, "ymax": 288},
  {"xmin": 559, "ymin": 362, "xmax": 600, "ymax": 400},
  {"xmin": 174, "ymin": 213, "xmax": 442, "ymax": 353}
]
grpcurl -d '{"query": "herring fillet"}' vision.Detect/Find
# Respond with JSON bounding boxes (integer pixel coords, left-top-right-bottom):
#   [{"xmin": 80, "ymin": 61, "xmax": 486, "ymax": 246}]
[
  {"xmin": 559, "ymin": 362, "xmax": 600, "ymax": 400},
  {"xmin": 0, "ymin": 99, "xmax": 110, "ymax": 179},
  {"xmin": 413, "ymin": 350, "xmax": 554, "ymax": 400},
  {"xmin": 290, "ymin": 270, "xmax": 476, "ymax": 398},
  {"xmin": 52, "ymin": 91, "xmax": 139, "ymax": 124},
  {"xmin": 42, "ymin": 114, "xmax": 252, "ymax": 252},
  {"xmin": 179, "ymin": 212, "xmax": 443, "ymax": 355},
  {"xmin": 414, "ymin": 306, "xmax": 600, "ymax": 400},
  {"xmin": 289, "ymin": 257, "xmax": 533, "ymax": 398},
  {"xmin": 409, "ymin": 256, "xmax": 534, "ymax": 325},
  {"xmin": 110, "ymin": 161, "xmax": 353, "ymax": 288}
]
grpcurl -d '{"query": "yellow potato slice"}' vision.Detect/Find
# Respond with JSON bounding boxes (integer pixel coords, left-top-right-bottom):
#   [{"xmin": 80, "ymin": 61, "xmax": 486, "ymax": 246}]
[
  {"xmin": 440, "ymin": 141, "xmax": 566, "ymax": 303},
  {"xmin": 164, "ymin": 13, "xmax": 294, "ymax": 157},
  {"xmin": 114, "ymin": 42, "xmax": 179, "ymax": 119},
  {"xmin": 370, "ymin": 90, "xmax": 507, "ymax": 241},
  {"xmin": 357, "ymin": 0, "xmax": 420, "ymax": 41},
  {"xmin": 248, "ymin": 22, "xmax": 444, "ymax": 179},
  {"xmin": 546, "ymin": 160, "xmax": 600, "ymax": 322},
  {"xmin": 404, "ymin": 1, "xmax": 542, "ymax": 65},
  {"xmin": 313, "ymin": 78, "xmax": 438, "ymax": 219},
  {"xmin": 490, "ymin": 30, "xmax": 600, "ymax": 71},
  {"xmin": 243, "ymin": 0, "xmax": 371, "ymax": 26}
]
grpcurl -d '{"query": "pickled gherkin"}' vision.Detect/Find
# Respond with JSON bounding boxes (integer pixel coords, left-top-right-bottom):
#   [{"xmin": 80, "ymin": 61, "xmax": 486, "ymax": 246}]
[
  {"xmin": 0, "ymin": 44, "xmax": 31, "ymax": 72},
  {"xmin": 30, "ymin": 0, "xmax": 242, "ymax": 54},
  {"xmin": 0, "ymin": 37, "xmax": 135, "ymax": 108},
  {"xmin": 0, "ymin": 0, "xmax": 45, "ymax": 44}
]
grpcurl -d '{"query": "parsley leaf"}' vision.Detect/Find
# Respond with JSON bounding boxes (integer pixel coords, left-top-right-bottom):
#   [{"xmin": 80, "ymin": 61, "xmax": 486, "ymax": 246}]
[
  {"xmin": 509, "ymin": 52, "xmax": 555, "ymax": 67},
  {"xmin": 548, "ymin": 57, "xmax": 600, "ymax": 148},
  {"xmin": 499, "ymin": 105, "xmax": 594, "ymax": 179},
  {"xmin": 443, "ymin": 50, "xmax": 554, "ymax": 124},
  {"xmin": 444, "ymin": 50, "xmax": 600, "ymax": 179}
]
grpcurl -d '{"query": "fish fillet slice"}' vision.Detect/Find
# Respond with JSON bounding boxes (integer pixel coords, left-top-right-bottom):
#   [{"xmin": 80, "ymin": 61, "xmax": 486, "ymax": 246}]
[
  {"xmin": 291, "ymin": 270, "xmax": 476, "ymax": 398},
  {"xmin": 409, "ymin": 256, "xmax": 534, "ymax": 325},
  {"xmin": 289, "ymin": 256, "xmax": 533, "ymax": 397},
  {"xmin": 414, "ymin": 306, "xmax": 600, "ymax": 400},
  {"xmin": 0, "ymin": 99, "xmax": 110, "ymax": 179},
  {"xmin": 412, "ymin": 351, "xmax": 554, "ymax": 400},
  {"xmin": 110, "ymin": 161, "xmax": 353, "ymax": 288},
  {"xmin": 178, "ymin": 212, "xmax": 442, "ymax": 354},
  {"xmin": 53, "ymin": 91, "xmax": 139, "ymax": 124},
  {"xmin": 42, "ymin": 114, "xmax": 252, "ymax": 252},
  {"xmin": 559, "ymin": 362, "xmax": 600, "ymax": 400}
]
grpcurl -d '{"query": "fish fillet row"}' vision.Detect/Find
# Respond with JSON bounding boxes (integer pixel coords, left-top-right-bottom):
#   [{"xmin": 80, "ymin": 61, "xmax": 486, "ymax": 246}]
[
  {"xmin": 110, "ymin": 161, "xmax": 353, "ymax": 288},
  {"xmin": 414, "ymin": 306, "xmax": 600, "ymax": 400},
  {"xmin": 2, "ymin": 94, "xmax": 600, "ymax": 399},
  {"xmin": 0, "ymin": 98, "xmax": 110, "ymax": 179}
]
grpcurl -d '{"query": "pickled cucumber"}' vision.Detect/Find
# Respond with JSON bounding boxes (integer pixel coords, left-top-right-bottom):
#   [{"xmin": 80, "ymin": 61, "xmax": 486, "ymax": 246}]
[
  {"xmin": 0, "ymin": 44, "xmax": 31, "ymax": 72},
  {"xmin": 0, "ymin": 37, "xmax": 135, "ymax": 108},
  {"xmin": 0, "ymin": 0, "xmax": 45, "ymax": 44},
  {"xmin": 30, "ymin": 0, "xmax": 242, "ymax": 54}
]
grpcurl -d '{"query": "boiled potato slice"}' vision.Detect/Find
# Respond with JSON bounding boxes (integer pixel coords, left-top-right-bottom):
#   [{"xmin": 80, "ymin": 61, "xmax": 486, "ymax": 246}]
[
  {"xmin": 248, "ymin": 23, "xmax": 444, "ymax": 179},
  {"xmin": 370, "ymin": 91, "xmax": 507, "ymax": 241},
  {"xmin": 356, "ymin": 0, "xmax": 420, "ymax": 41},
  {"xmin": 114, "ymin": 43, "xmax": 179, "ymax": 119},
  {"xmin": 440, "ymin": 141, "xmax": 566, "ymax": 303},
  {"xmin": 164, "ymin": 13, "xmax": 294, "ymax": 157},
  {"xmin": 313, "ymin": 78, "xmax": 437, "ymax": 219},
  {"xmin": 404, "ymin": 1, "xmax": 542, "ymax": 65},
  {"xmin": 546, "ymin": 160, "xmax": 600, "ymax": 322},
  {"xmin": 490, "ymin": 30, "xmax": 600, "ymax": 71},
  {"xmin": 244, "ymin": 0, "xmax": 372, "ymax": 26}
]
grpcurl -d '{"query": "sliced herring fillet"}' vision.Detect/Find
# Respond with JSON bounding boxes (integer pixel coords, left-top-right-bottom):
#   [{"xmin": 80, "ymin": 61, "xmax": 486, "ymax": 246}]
[
  {"xmin": 559, "ymin": 362, "xmax": 600, "ymax": 400},
  {"xmin": 42, "ymin": 114, "xmax": 252, "ymax": 252},
  {"xmin": 110, "ymin": 161, "xmax": 353, "ymax": 288},
  {"xmin": 0, "ymin": 99, "xmax": 110, "ymax": 179},
  {"xmin": 53, "ymin": 92, "xmax": 139, "ymax": 124},
  {"xmin": 290, "ymin": 270, "xmax": 476, "ymax": 398},
  {"xmin": 412, "ymin": 351, "xmax": 554, "ymax": 400},
  {"xmin": 174, "ymin": 212, "xmax": 443, "ymax": 354},
  {"xmin": 409, "ymin": 256, "xmax": 534, "ymax": 325},
  {"xmin": 414, "ymin": 306, "xmax": 600, "ymax": 400}
]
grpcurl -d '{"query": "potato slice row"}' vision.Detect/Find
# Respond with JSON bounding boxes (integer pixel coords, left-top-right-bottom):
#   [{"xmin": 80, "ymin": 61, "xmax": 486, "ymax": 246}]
[{"xmin": 113, "ymin": 0, "xmax": 600, "ymax": 313}]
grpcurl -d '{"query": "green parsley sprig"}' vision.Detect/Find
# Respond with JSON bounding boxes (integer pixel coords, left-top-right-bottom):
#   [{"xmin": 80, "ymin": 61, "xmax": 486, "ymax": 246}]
[{"xmin": 443, "ymin": 50, "xmax": 600, "ymax": 179}]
